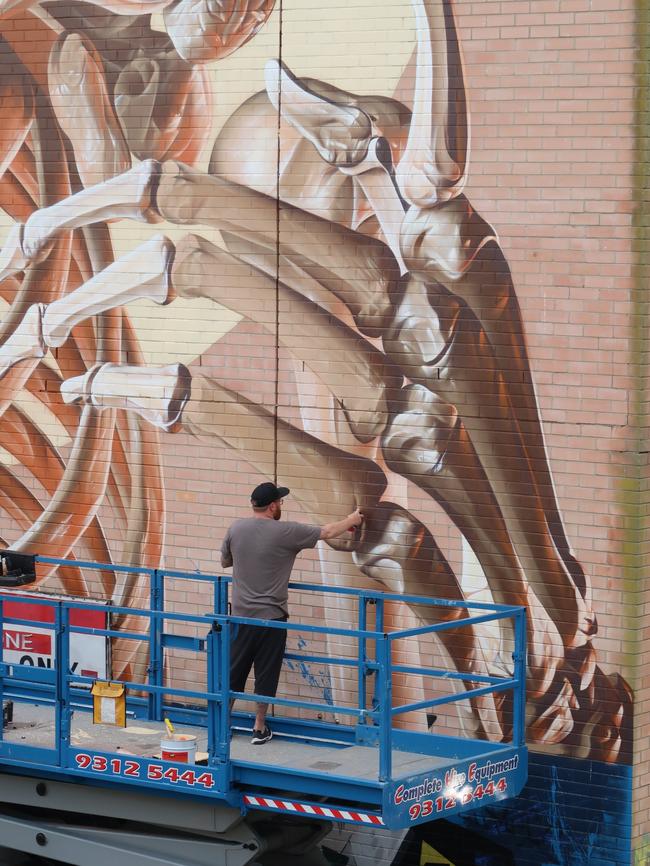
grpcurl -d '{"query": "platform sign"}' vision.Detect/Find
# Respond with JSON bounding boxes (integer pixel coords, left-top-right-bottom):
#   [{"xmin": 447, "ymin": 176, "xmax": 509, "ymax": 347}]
[
  {"xmin": 385, "ymin": 747, "xmax": 527, "ymax": 829},
  {"xmin": 69, "ymin": 749, "xmax": 226, "ymax": 799},
  {"xmin": 1, "ymin": 594, "xmax": 108, "ymax": 678}
]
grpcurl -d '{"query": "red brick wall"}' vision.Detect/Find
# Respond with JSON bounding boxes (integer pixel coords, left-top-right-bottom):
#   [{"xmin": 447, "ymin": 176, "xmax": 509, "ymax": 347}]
[{"xmin": 0, "ymin": 0, "xmax": 644, "ymax": 862}]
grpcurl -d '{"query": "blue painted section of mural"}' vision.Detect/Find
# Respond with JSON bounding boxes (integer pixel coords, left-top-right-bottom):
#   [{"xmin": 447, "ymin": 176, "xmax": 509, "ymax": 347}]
[
  {"xmin": 444, "ymin": 753, "xmax": 632, "ymax": 866},
  {"xmin": 286, "ymin": 636, "xmax": 334, "ymax": 706},
  {"xmin": 391, "ymin": 754, "xmax": 631, "ymax": 865}
]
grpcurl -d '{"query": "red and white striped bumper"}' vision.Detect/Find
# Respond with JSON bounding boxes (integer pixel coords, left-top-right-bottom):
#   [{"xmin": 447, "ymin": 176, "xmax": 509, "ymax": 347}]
[{"xmin": 243, "ymin": 794, "xmax": 385, "ymax": 826}]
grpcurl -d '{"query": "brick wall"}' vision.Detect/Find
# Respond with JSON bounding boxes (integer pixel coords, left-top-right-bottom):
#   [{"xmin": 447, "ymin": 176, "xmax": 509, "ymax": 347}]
[{"xmin": 0, "ymin": 0, "xmax": 644, "ymax": 863}]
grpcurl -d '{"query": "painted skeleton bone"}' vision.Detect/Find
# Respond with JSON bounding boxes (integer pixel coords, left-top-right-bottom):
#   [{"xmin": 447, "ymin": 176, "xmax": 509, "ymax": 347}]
[{"xmin": 0, "ymin": 0, "xmax": 630, "ymax": 759}]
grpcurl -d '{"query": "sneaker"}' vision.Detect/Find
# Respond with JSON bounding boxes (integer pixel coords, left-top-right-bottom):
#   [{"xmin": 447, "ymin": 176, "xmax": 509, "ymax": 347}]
[{"xmin": 251, "ymin": 726, "xmax": 272, "ymax": 745}]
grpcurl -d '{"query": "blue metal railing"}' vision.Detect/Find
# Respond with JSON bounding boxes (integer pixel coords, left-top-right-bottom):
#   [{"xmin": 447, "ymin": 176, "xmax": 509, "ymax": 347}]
[{"xmin": 0, "ymin": 556, "xmax": 527, "ymax": 795}]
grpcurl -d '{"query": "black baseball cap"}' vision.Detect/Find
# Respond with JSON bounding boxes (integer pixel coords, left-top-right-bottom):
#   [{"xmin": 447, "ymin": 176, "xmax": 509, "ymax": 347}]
[{"xmin": 251, "ymin": 482, "xmax": 290, "ymax": 507}]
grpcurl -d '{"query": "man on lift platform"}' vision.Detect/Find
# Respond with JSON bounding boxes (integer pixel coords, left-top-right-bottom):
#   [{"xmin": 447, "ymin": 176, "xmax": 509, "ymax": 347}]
[{"xmin": 220, "ymin": 482, "xmax": 363, "ymax": 744}]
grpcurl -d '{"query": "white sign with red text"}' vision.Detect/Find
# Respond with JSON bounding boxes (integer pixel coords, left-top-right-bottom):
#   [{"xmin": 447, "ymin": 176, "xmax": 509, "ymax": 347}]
[{"xmin": 2, "ymin": 594, "xmax": 108, "ymax": 678}]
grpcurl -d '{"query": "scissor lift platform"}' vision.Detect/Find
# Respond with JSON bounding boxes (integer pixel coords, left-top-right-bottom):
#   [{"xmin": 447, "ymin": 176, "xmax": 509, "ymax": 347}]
[{"xmin": 0, "ymin": 557, "xmax": 528, "ymax": 864}]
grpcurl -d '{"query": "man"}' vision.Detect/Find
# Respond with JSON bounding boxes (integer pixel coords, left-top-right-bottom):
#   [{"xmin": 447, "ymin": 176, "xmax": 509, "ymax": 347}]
[{"xmin": 220, "ymin": 481, "xmax": 363, "ymax": 744}]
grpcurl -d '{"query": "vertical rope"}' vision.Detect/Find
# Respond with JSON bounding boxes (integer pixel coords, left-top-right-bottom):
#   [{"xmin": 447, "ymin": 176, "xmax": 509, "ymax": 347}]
[{"xmin": 273, "ymin": 0, "xmax": 284, "ymax": 484}]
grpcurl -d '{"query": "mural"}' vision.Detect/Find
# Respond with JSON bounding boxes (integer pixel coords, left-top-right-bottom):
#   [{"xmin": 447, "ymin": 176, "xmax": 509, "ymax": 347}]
[{"xmin": 0, "ymin": 0, "xmax": 632, "ymax": 791}]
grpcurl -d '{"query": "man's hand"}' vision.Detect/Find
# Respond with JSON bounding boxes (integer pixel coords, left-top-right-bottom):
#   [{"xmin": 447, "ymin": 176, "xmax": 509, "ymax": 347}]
[
  {"xmin": 320, "ymin": 508, "xmax": 364, "ymax": 541},
  {"xmin": 347, "ymin": 508, "xmax": 364, "ymax": 530}
]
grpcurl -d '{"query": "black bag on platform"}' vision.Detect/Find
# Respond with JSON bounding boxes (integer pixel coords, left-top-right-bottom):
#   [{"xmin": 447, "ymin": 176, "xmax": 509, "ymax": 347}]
[{"xmin": 0, "ymin": 551, "xmax": 36, "ymax": 586}]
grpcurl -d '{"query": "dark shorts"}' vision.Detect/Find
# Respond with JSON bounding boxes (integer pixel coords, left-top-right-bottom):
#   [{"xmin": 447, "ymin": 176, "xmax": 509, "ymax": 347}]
[{"xmin": 230, "ymin": 617, "xmax": 287, "ymax": 699}]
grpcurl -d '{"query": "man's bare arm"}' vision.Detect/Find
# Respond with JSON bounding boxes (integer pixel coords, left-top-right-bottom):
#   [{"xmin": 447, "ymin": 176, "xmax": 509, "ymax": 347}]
[
  {"xmin": 220, "ymin": 534, "xmax": 233, "ymax": 568},
  {"xmin": 320, "ymin": 509, "xmax": 363, "ymax": 541}
]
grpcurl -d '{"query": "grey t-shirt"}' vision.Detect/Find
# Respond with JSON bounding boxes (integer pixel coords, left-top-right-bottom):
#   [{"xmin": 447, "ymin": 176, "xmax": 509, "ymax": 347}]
[{"xmin": 220, "ymin": 518, "xmax": 321, "ymax": 619}]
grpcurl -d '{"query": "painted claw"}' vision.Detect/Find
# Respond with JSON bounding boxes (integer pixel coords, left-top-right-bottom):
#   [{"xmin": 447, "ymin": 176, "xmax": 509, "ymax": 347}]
[{"xmin": 265, "ymin": 58, "xmax": 373, "ymax": 168}]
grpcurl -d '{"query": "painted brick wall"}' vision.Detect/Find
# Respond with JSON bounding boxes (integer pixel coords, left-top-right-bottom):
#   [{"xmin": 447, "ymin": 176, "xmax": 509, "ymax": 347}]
[{"xmin": 0, "ymin": 0, "xmax": 645, "ymax": 864}]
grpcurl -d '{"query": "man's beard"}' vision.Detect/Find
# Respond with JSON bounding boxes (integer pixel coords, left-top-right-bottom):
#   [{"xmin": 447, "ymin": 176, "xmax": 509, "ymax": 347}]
[{"xmin": 273, "ymin": 505, "xmax": 281, "ymax": 520}]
